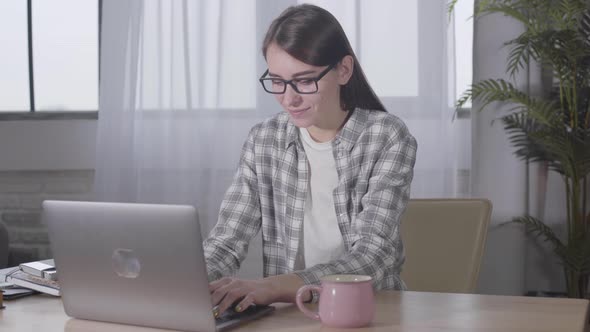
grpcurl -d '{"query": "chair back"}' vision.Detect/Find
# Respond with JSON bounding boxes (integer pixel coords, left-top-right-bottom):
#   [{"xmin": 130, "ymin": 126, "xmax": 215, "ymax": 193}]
[{"xmin": 400, "ymin": 199, "xmax": 492, "ymax": 293}]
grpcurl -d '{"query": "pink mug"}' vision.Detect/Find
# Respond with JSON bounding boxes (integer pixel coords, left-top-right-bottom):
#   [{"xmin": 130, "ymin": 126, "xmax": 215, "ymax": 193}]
[{"xmin": 295, "ymin": 274, "xmax": 375, "ymax": 328}]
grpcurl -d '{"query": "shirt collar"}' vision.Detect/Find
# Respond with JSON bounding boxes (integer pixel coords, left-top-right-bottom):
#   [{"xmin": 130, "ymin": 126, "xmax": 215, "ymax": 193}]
[
  {"xmin": 285, "ymin": 108, "xmax": 368, "ymax": 152},
  {"xmin": 334, "ymin": 108, "xmax": 366, "ymax": 152}
]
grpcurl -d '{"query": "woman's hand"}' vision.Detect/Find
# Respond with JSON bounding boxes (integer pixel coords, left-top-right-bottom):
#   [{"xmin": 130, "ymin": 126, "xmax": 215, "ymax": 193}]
[
  {"xmin": 209, "ymin": 277, "xmax": 278, "ymax": 316},
  {"xmin": 209, "ymin": 274, "xmax": 310, "ymax": 316}
]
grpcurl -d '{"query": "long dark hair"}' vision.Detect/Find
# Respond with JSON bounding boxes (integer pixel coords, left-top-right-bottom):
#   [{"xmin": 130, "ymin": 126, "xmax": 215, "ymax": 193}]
[{"xmin": 262, "ymin": 4, "xmax": 386, "ymax": 112}]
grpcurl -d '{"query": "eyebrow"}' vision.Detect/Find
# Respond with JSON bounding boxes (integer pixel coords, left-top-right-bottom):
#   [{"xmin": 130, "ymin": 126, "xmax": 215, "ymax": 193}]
[{"xmin": 268, "ymin": 69, "xmax": 318, "ymax": 78}]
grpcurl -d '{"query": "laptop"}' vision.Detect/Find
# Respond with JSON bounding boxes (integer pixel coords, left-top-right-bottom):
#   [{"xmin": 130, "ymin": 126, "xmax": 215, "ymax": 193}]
[{"xmin": 43, "ymin": 200, "xmax": 274, "ymax": 332}]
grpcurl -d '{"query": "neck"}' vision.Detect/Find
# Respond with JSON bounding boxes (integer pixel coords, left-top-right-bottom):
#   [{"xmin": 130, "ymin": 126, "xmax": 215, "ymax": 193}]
[{"xmin": 307, "ymin": 108, "xmax": 351, "ymax": 143}]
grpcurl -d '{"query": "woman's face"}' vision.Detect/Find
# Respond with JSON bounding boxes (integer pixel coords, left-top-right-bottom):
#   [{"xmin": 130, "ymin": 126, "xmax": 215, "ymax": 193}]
[{"xmin": 265, "ymin": 43, "xmax": 351, "ymax": 129}]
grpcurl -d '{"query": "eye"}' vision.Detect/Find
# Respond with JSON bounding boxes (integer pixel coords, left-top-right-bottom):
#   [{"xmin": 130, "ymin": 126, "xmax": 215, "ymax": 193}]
[
  {"xmin": 295, "ymin": 79, "xmax": 314, "ymax": 86},
  {"xmin": 271, "ymin": 79, "xmax": 285, "ymax": 86}
]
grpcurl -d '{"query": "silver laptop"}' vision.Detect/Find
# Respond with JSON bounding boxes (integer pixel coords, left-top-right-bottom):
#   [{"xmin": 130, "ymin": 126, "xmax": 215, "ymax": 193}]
[{"xmin": 43, "ymin": 200, "xmax": 274, "ymax": 332}]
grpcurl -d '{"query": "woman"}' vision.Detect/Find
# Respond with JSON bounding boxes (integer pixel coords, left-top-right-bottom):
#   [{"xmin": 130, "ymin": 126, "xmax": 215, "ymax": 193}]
[{"xmin": 204, "ymin": 4, "xmax": 417, "ymax": 315}]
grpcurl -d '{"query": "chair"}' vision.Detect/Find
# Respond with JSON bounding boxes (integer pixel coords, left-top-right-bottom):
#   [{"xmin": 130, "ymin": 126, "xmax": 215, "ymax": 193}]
[{"xmin": 400, "ymin": 199, "xmax": 492, "ymax": 293}]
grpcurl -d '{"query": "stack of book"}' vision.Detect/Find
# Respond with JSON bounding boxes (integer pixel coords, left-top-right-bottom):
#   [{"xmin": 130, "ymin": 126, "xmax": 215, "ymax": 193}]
[{"xmin": 1, "ymin": 260, "xmax": 60, "ymax": 297}]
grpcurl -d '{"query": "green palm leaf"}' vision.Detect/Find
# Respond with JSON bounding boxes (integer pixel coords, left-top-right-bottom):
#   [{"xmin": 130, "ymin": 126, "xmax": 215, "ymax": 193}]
[
  {"xmin": 476, "ymin": 2, "xmax": 529, "ymax": 24},
  {"xmin": 462, "ymin": 79, "xmax": 560, "ymax": 126},
  {"xmin": 581, "ymin": 10, "xmax": 590, "ymax": 47},
  {"xmin": 447, "ymin": 0, "xmax": 459, "ymax": 16},
  {"xmin": 505, "ymin": 35, "xmax": 539, "ymax": 78},
  {"xmin": 453, "ymin": 0, "xmax": 590, "ymax": 299},
  {"xmin": 528, "ymin": 130, "xmax": 576, "ymax": 176},
  {"xmin": 501, "ymin": 113, "xmax": 553, "ymax": 162},
  {"xmin": 509, "ymin": 216, "xmax": 566, "ymax": 252},
  {"xmin": 460, "ymin": 78, "xmax": 523, "ymax": 112}
]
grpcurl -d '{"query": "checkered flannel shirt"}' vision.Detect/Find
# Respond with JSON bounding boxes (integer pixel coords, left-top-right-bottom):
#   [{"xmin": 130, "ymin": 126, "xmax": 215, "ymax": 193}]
[{"xmin": 204, "ymin": 108, "xmax": 417, "ymax": 293}]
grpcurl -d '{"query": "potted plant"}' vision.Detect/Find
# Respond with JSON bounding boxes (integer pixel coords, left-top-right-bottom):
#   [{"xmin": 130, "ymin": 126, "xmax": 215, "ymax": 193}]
[{"xmin": 449, "ymin": 0, "xmax": 590, "ymax": 298}]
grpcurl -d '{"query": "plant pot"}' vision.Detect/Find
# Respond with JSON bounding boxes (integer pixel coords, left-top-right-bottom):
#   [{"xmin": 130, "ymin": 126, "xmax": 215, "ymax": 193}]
[
  {"xmin": 525, "ymin": 290, "xmax": 569, "ymax": 298},
  {"xmin": 564, "ymin": 269, "xmax": 590, "ymax": 299}
]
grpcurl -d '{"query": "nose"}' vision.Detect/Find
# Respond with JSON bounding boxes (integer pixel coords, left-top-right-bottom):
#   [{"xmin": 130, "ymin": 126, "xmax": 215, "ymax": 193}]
[{"xmin": 281, "ymin": 83, "xmax": 302, "ymax": 108}]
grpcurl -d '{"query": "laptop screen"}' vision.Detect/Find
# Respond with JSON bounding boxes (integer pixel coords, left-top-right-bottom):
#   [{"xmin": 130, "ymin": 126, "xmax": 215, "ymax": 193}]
[{"xmin": 44, "ymin": 200, "xmax": 217, "ymax": 332}]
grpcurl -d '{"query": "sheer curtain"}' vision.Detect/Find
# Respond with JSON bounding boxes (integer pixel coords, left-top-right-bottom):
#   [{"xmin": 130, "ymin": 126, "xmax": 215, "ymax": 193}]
[{"xmin": 96, "ymin": 0, "xmax": 464, "ymax": 277}]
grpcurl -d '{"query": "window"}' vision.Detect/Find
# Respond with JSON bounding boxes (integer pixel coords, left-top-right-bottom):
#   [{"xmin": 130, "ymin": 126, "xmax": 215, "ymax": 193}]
[
  {"xmin": 0, "ymin": 0, "xmax": 99, "ymax": 113},
  {"xmin": 361, "ymin": 1, "xmax": 419, "ymax": 97},
  {"xmin": 0, "ymin": 2, "xmax": 29, "ymax": 111},
  {"xmin": 299, "ymin": 0, "xmax": 474, "ymax": 117},
  {"xmin": 1, "ymin": 1, "xmax": 472, "ymax": 114}
]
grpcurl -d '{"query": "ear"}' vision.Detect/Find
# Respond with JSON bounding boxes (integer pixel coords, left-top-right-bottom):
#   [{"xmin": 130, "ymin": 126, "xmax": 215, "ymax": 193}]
[{"xmin": 336, "ymin": 55, "xmax": 354, "ymax": 85}]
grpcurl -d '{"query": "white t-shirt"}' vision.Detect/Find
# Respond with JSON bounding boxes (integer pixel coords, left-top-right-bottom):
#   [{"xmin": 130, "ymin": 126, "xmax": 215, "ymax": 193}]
[{"xmin": 296, "ymin": 128, "xmax": 345, "ymax": 269}]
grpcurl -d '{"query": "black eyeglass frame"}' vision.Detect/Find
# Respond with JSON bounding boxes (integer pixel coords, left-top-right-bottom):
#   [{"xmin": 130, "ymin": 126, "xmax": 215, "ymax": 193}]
[{"xmin": 258, "ymin": 62, "xmax": 337, "ymax": 94}]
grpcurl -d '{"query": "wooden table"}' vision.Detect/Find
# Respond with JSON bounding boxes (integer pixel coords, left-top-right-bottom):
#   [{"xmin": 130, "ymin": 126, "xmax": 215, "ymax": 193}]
[{"xmin": 0, "ymin": 291, "xmax": 588, "ymax": 331}]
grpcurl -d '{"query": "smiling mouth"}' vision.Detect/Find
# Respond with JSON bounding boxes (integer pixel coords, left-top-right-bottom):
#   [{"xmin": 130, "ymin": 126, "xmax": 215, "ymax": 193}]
[{"xmin": 289, "ymin": 107, "xmax": 309, "ymax": 114}]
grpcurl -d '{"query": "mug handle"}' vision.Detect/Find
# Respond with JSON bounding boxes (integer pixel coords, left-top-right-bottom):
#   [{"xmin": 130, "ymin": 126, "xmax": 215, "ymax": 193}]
[{"xmin": 295, "ymin": 285, "xmax": 322, "ymax": 321}]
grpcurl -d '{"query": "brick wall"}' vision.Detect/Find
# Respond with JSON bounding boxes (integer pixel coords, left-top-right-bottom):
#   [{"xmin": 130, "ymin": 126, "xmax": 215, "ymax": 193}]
[{"xmin": 0, "ymin": 170, "xmax": 94, "ymax": 266}]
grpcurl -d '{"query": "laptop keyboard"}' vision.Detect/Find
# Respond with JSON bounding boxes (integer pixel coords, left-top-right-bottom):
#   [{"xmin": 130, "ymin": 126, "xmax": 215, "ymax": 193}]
[{"xmin": 215, "ymin": 305, "xmax": 273, "ymax": 325}]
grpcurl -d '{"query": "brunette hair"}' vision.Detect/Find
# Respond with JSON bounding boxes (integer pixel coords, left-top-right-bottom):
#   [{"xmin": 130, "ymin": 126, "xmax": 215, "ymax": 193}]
[{"xmin": 262, "ymin": 4, "xmax": 386, "ymax": 112}]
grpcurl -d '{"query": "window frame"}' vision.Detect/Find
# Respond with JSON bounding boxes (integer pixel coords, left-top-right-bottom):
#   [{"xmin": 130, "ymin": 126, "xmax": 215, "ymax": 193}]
[
  {"xmin": 0, "ymin": 0, "xmax": 100, "ymax": 121},
  {"xmin": 1, "ymin": 0, "xmax": 472, "ymax": 122}
]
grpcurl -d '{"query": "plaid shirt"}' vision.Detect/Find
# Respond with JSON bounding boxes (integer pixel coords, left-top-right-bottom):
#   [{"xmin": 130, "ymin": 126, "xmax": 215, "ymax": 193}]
[{"xmin": 204, "ymin": 108, "xmax": 417, "ymax": 291}]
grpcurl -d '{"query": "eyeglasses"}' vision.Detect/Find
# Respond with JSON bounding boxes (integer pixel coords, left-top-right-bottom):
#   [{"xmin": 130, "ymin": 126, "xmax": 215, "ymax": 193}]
[{"xmin": 258, "ymin": 63, "xmax": 337, "ymax": 94}]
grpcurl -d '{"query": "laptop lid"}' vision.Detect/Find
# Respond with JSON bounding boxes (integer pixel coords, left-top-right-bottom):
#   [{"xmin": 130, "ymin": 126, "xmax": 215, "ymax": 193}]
[{"xmin": 43, "ymin": 200, "xmax": 217, "ymax": 332}]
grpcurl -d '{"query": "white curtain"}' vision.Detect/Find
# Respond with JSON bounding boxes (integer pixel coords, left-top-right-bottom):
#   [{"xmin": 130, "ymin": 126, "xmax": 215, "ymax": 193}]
[{"xmin": 96, "ymin": 0, "xmax": 464, "ymax": 277}]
